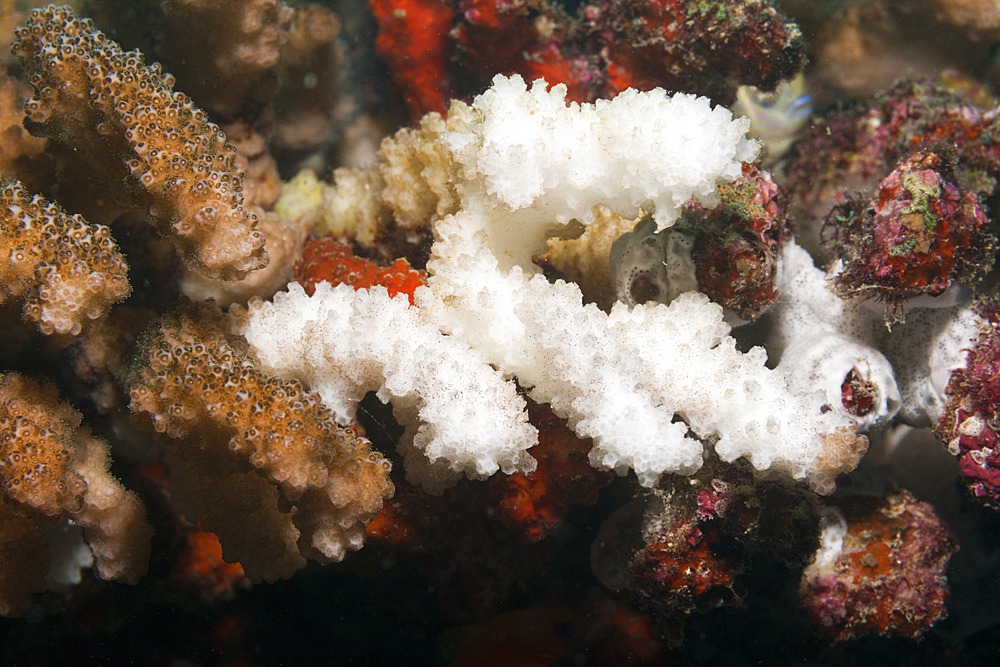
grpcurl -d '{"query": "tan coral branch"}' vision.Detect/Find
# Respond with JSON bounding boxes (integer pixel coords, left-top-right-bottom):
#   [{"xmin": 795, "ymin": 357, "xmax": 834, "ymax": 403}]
[
  {"xmin": 0, "ymin": 178, "xmax": 130, "ymax": 335},
  {"xmin": 11, "ymin": 4, "xmax": 268, "ymax": 281},
  {"xmin": 0, "ymin": 372, "xmax": 152, "ymax": 617},
  {"xmin": 129, "ymin": 299, "xmax": 393, "ymax": 582}
]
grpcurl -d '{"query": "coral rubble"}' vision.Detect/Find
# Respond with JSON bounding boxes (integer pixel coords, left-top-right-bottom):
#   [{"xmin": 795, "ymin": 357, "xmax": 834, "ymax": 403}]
[
  {"xmin": 934, "ymin": 298, "xmax": 1000, "ymax": 507},
  {"xmin": 799, "ymin": 488, "xmax": 958, "ymax": 641}
]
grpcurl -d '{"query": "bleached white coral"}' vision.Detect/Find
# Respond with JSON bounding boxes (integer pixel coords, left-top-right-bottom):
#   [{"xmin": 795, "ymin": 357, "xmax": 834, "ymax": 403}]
[
  {"xmin": 249, "ymin": 75, "xmax": 865, "ymax": 493},
  {"xmin": 238, "ymin": 281, "xmax": 537, "ymax": 491},
  {"xmin": 442, "ymin": 75, "xmax": 759, "ymax": 271},
  {"xmin": 418, "ymin": 75, "xmax": 863, "ymax": 492}
]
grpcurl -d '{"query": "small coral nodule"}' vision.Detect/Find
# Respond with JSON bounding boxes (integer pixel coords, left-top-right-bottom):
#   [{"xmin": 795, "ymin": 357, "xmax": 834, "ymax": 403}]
[
  {"xmin": 826, "ymin": 150, "xmax": 993, "ymax": 313},
  {"xmin": 799, "ymin": 489, "xmax": 957, "ymax": 642}
]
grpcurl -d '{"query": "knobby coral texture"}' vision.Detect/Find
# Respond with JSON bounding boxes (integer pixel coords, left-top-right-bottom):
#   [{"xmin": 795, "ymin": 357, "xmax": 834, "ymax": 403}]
[
  {"xmin": 11, "ymin": 5, "xmax": 268, "ymax": 281},
  {"xmin": 3, "ymin": 1, "xmax": 1000, "ymax": 665}
]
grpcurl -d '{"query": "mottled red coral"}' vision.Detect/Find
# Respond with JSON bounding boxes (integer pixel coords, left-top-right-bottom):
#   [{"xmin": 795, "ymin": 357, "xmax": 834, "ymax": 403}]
[
  {"xmin": 934, "ymin": 298, "xmax": 1000, "ymax": 506},
  {"xmin": 841, "ymin": 367, "xmax": 878, "ymax": 419},
  {"xmin": 828, "ymin": 150, "xmax": 993, "ymax": 310},
  {"xmin": 595, "ymin": 463, "xmax": 819, "ymax": 619},
  {"xmin": 294, "ymin": 237, "xmax": 427, "ymax": 304},
  {"xmin": 453, "ymin": 0, "xmax": 590, "ymax": 104},
  {"xmin": 600, "ymin": 0, "xmax": 805, "ymax": 101},
  {"xmin": 785, "ymin": 79, "xmax": 1000, "ymax": 256},
  {"xmin": 624, "ymin": 477, "xmax": 747, "ymax": 617},
  {"xmin": 490, "ymin": 401, "xmax": 613, "ymax": 541},
  {"xmin": 683, "ymin": 162, "xmax": 789, "ymax": 320},
  {"xmin": 799, "ymin": 489, "xmax": 957, "ymax": 641},
  {"xmin": 370, "ymin": 0, "xmax": 805, "ymax": 120}
]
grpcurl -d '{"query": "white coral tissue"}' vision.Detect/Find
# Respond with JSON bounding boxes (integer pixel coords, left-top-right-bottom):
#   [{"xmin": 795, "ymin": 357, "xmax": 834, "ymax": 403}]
[{"xmin": 245, "ymin": 75, "xmax": 866, "ymax": 493}]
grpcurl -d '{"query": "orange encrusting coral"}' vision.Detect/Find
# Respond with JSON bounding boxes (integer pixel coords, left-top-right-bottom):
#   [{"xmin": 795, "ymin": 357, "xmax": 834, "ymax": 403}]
[
  {"xmin": 365, "ymin": 484, "xmax": 437, "ymax": 550},
  {"xmin": 294, "ymin": 237, "xmax": 427, "ymax": 304},
  {"xmin": 174, "ymin": 523, "xmax": 249, "ymax": 599},
  {"xmin": 369, "ymin": 0, "xmax": 455, "ymax": 120},
  {"xmin": 491, "ymin": 401, "xmax": 613, "ymax": 541}
]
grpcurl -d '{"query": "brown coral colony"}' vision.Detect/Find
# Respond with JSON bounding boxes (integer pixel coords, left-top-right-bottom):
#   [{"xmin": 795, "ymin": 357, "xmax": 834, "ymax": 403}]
[{"xmin": 11, "ymin": 5, "xmax": 268, "ymax": 282}]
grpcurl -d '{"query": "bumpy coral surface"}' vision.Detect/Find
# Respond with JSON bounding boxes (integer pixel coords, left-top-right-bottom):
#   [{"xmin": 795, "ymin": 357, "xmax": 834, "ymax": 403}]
[
  {"xmin": 1, "ymin": 178, "xmax": 129, "ymax": 335},
  {"xmin": 0, "ymin": 69, "xmax": 51, "ymax": 194},
  {"xmin": 130, "ymin": 300, "xmax": 394, "ymax": 581},
  {"xmin": 934, "ymin": 298, "xmax": 1000, "ymax": 506},
  {"xmin": 1, "ymin": 373, "xmax": 87, "ymax": 517},
  {"xmin": 294, "ymin": 237, "xmax": 427, "ymax": 305},
  {"xmin": 799, "ymin": 489, "xmax": 958, "ymax": 641},
  {"xmin": 600, "ymin": 0, "xmax": 805, "ymax": 101},
  {"xmin": 12, "ymin": 5, "xmax": 268, "ymax": 280},
  {"xmin": 0, "ymin": 372, "xmax": 152, "ymax": 616},
  {"xmin": 280, "ymin": 98, "xmax": 472, "ymax": 256},
  {"xmin": 238, "ymin": 281, "xmax": 538, "ymax": 492},
  {"xmin": 785, "ymin": 79, "xmax": 1000, "ymax": 257},
  {"xmin": 611, "ymin": 162, "xmax": 788, "ymax": 320},
  {"xmin": 829, "ymin": 150, "xmax": 993, "ymax": 311}
]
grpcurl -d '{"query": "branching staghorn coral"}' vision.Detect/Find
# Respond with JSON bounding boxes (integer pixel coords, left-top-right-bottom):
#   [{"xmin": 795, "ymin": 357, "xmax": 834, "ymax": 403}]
[
  {"xmin": 0, "ymin": 372, "xmax": 152, "ymax": 616},
  {"xmin": 0, "ymin": 178, "xmax": 130, "ymax": 335},
  {"xmin": 11, "ymin": 5, "xmax": 268, "ymax": 281},
  {"xmin": 129, "ymin": 299, "xmax": 394, "ymax": 581}
]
